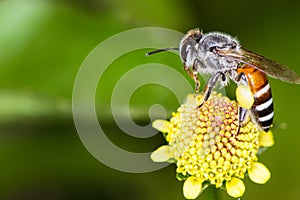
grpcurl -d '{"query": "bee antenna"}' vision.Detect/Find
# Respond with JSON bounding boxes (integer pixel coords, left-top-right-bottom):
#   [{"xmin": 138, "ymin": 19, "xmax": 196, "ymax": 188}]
[{"xmin": 146, "ymin": 47, "xmax": 179, "ymax": 56}]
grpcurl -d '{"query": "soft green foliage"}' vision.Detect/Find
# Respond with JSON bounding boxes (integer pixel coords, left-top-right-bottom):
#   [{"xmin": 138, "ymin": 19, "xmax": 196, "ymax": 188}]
[{"xmin": 1, "ymin": 0, "xmax": 300, "ymax": 199}]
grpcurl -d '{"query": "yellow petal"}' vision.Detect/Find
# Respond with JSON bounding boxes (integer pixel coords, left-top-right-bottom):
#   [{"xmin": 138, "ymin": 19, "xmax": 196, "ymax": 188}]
[
  {"xmin": 152, "ymin": 120, "xmax": 170, "ymax": 132},
  {"xmin": 236, "ymin": 85, "xmax": 254, "ymax": 109},
  {"xmin": 150, "ymin": 145, "xmax": 171, "ymax": 162},
  {"xmin": 183, "ymin": 176, "xmax": 202, "ymax": 199},
  {"xmin": 226, "ymin": 177, "xmax": 245, "ymax": 198},
  {"xmin": 248, "ymin": 162, "xmax": 271, "ymax": 184},
  {"xmin": 259, "ymin": 130, "xmax": 274, "ymax": 147}
]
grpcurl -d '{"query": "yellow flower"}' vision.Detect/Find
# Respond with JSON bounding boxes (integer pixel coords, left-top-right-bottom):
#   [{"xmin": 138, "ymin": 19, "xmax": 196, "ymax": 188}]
[{"xmin": 151, "ymin": 92, "xmax": 274, "ymax": 199}]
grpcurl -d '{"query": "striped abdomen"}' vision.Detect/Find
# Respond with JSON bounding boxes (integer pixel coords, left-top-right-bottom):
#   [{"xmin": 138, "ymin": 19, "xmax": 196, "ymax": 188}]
[{"xmin": 238, "ymin": 66, "xmax": 273, "ymax": 132}]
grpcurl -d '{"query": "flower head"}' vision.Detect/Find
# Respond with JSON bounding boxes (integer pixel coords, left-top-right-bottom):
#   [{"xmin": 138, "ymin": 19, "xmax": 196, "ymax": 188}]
[{"xmin": 151, "ymin": 92, "xmax": 273, "ymax": 199}]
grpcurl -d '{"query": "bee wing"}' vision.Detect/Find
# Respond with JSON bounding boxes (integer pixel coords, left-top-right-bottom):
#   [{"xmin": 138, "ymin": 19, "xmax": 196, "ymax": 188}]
[{"xmin": 224, "ymin": 48, "xmax": 300, "ymax": 84}]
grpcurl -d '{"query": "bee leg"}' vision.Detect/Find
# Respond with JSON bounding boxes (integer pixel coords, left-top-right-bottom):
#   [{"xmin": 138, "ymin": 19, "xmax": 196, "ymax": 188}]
[
  {"xmin": 235, "ymin": 72, "xmax": 248, "ymax": 85},
  {"xmin": 184, "ymin": 64, "xmax": 200, "ymax": 92},
  {"xmin": 237, "ymin": 106, "xmax": 248, "ymax": 134},
  {"xmin": 193, "ymin": 70, "xmax": 200, "ymax": 93},
  {"xmin": 235, "ymin": 73, "xmax": 253, "ymax": 134},
  {"xmin": 192, "ymin": 59, "xmax": 201, "ymax": 92},
  {"xmin": 198, "ymin": 72, "xmax": 225, "ymax": 108}
]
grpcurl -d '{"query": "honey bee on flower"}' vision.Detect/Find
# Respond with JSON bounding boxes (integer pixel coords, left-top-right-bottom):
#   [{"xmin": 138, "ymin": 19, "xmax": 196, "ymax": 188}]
[{"xmin": 147, "ymin": 29, "xmax": 300, "ymax": 134}]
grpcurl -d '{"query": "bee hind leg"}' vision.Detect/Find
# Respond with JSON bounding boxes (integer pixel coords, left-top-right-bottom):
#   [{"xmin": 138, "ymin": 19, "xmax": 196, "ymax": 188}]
[{"xmin": 237, "ymin": 106, "xmax": 248, "ymax": 134}]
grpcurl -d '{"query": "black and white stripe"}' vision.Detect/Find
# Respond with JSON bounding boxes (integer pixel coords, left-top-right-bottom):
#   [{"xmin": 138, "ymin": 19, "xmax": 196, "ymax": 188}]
[{"xmin": 252, "ymin": 83, "xmax": 274, "ymax": 132}]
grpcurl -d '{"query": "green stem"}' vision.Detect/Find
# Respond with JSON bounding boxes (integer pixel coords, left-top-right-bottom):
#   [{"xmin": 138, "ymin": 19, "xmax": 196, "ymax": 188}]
[{"xmin": 202, "ymin": 186, "xmax": 221, "ymax": 200}]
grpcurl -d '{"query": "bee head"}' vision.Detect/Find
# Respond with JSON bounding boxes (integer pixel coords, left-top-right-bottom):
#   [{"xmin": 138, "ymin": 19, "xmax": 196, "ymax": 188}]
[{"xmin": 179, "ymin": 28, "xmax": 203, "ymax": 67}]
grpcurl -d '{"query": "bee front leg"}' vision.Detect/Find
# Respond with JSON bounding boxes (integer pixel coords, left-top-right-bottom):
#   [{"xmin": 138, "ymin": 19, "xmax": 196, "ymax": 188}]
[
  {"xmin": 192, "ymin": 59, "xmax": 201, "ymax": 92},
  {"xmin": 198, "ymin": 72, "xmax": 225, "ymax": 107},
  {"xmin": 184, "ymin": 64, "xmax": 200, "ymax": 92}
]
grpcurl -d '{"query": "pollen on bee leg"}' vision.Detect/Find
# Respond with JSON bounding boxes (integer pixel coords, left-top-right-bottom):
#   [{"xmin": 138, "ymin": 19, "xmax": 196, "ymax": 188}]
[{"xmin": 236, "ymin": 84, "xmax": 254, "ymax": 109}]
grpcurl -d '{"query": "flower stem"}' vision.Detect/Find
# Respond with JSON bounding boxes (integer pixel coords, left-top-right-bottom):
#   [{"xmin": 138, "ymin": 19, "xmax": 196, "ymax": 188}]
[{"xmin": 203, "ymin": 186, "xmax": 220, "ymax": 200}]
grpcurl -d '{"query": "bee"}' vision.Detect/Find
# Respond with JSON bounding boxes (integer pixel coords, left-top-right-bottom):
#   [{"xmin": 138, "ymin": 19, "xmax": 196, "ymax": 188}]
[{"xmin": 146, "ymin": 28, "xmax": 300, "ymax": 132}]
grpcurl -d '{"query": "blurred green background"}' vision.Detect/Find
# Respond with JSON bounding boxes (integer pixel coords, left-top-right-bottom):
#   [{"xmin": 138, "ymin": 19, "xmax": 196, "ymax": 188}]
[{"xmin": 1, "ymin": 0, "xmax": 300, "ymax": 199}]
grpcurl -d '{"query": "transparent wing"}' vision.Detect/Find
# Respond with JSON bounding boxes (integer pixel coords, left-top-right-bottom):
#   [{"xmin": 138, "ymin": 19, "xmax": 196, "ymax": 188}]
[{"xmin": 223, "ymin": 48, "xmax": 300, "ymax": 84}]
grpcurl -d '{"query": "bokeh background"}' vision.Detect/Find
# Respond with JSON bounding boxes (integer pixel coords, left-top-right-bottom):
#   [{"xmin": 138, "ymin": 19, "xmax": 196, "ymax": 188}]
[{"xmin": 1, "ymin": 0, "xmax": 300, "ymax": 199}]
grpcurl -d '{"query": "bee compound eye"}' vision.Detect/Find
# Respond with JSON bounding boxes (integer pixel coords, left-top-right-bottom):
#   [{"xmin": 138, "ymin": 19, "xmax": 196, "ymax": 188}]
[{"xmin": 209, "ymin": 46, "xmax": 216, "ymax": 52}]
